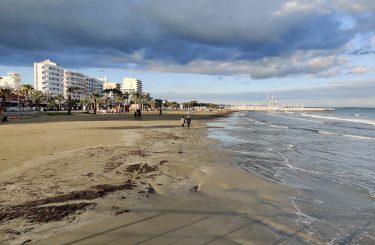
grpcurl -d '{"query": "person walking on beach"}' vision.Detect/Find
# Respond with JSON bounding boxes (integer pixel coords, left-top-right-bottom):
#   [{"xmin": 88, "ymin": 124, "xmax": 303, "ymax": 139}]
[
  {"xmin": 135, "ymin": 104, "xmax": 142, "ymax": 120},
  {"xmin": 181, "ymin": 116, "xmax": 185, "ymax": 128},
  {"xmin": 159, "ymin": 107, "xmax": 162, "ymax": 116},
  {"xmin": 186, "ymin": 115, "xmax": 191, "ymax": 129},
  {"xmin": 137, "ymin": 108, "xmax": 142, "ymax": 120}
]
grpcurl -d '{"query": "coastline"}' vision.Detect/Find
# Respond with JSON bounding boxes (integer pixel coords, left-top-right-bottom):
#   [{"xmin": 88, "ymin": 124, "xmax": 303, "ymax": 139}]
[{"xmin": 1, "ymin": 111, "xmax": 319, "ymax": 244}]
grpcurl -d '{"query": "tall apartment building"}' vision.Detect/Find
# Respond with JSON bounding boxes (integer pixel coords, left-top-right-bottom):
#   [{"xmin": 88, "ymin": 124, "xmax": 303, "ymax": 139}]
[
  {"xmin": 0, "ymin": 72, "xmax": 21, "ymax": 90},
  {"xmin": 34, "ymin": 60, "xmax": 64, "ymax": 96},
  {"xmin": 122, "ymin": 77, "xmax": 142, "ymax": 94},
  {"xmin": 87, "ymin": 78, "xmax": 104, "ymax": 96},
  {"xmin": 63, "ymin": 70, "xmax": 87, "ymax": 100}
]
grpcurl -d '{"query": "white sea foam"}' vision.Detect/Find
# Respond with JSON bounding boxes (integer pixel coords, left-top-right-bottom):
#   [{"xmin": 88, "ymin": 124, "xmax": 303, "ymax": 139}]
[
  {"xmin": 319, "ymin": 130, "xmax": 336, "ymax": 136},
  {"xmin": 302, "ymin": 113, "xmax": 375, "ymax": 126},
  {"xmin": 282, "ymin": 152, "xmax": 325, "ymax": 175},
  {"xmin": 270, "ymin": 114, "xmax": 324, "ymax": 124},
  {"xmin": 319, "ymin": 130, "xmax": 375, "ymax": 140},
  {"xmin": 290, "ymin": 197, "xmax": 317, "ymax": 226},
  {"xmin": 267, "ymin": 123, "xmax": 289, "ymax": 129}
]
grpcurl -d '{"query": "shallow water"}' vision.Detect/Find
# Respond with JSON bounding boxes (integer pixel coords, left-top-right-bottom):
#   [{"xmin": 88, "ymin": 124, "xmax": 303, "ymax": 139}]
[{"xmin": 208, "ymin": 108, "xmax": 375, "ymax": 244}]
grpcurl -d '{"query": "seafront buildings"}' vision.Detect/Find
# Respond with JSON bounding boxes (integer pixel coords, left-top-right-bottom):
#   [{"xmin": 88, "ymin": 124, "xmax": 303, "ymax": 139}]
[
  {"xmin": 34, "ymin": 60, "xmax": 64, "ymax": 97},
  {"xmin": 0, "ymin": 60, "xmax": 146, "ymax": 103},
  {"xmin": 33, "ymin": 60, "xmax": 105, "ymax": 99},
  {"xmin": 0, "ymin": 72, "xmax": 21, "ymax": 90},
  {"xmin": 87, "ymin": 78, "xmax": 104, "ymax": 96},
  {"xmin": 122, "ymin": 77, "xmax": 143, "ymax": 94},
  {"xmin": 63, "ymin": 70, "xmax": 87, "ymax": 100}
]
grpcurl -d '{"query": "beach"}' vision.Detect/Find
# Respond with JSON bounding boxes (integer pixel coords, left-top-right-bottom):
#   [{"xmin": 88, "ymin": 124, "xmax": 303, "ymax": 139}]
[{"xmin": 1, "ymin": 111, "xmax": 320, "ymax": 244}]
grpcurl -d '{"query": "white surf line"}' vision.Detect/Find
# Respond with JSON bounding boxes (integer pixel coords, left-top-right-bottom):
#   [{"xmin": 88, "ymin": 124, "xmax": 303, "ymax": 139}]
[
  {"xmin": 319, "ymin": 130, "xmax": 375, "ymax": 140},
  {"xmin": 268, "ymin": 113, "xmax": 324, "ymax": 124},
  {"xmin": 302, "ymin": 113, "xmax": 375, "ymax": 126}
]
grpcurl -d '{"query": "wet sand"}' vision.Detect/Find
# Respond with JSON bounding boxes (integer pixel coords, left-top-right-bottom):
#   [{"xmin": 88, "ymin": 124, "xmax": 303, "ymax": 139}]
[{"xmin": 0, "ymin": 111, "xmax": 320, "ymax": 244}]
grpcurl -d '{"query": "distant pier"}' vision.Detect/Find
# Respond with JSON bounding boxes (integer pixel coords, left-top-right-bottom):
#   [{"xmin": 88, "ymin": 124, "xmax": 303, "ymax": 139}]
[
  {"xmin": 229, "ymin": 95, "xmax": 335, "ymax": 111},
  {"xmin": 231, "ymin": 106, "xmax": 335, "ymax": 111}
]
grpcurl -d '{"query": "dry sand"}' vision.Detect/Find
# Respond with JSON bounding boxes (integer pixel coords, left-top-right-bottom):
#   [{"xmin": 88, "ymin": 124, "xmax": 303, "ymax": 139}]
[{"xmin": 0, "ymin": 111, "xmax": 321, "ymax": 244}]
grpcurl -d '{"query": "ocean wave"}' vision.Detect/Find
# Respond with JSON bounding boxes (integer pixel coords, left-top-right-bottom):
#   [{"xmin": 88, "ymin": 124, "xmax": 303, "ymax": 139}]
[
  {"xmin": 288, "ymin": 127, "xmax": 320, "ymax": 133},
  {"xmin": 267, "ymin": 122, "xmax": 289, "ymax": 129},
  {"xmin": 302, "ymin": 113, "xmax": 375, "ymax": 126},
  {"xmin": 319, "ymin": 130, "xmax": 375, "ymax": 140},
  {"xmin": 249, "ymin": 118, "xmax": 289, "ymax": 129},
  {"xmin": 281, "ymin": 152, "xmax": 325, "ymax": 175},
  {"xmin": 269, "ymin": 114, "xmax": 324, "ymax": 124}
]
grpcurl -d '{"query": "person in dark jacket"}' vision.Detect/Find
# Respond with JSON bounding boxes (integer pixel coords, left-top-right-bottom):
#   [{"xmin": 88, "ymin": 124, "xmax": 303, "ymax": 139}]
[{"xmin": 186, "ymin": 116, "xmax": 191, "ymax": 129}]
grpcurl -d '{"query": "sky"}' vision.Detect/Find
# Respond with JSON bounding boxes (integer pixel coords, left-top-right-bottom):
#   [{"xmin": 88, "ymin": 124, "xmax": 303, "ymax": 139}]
[{"xmin": 0, "ymin": 0, "xmax": 374, "ymax": 106}]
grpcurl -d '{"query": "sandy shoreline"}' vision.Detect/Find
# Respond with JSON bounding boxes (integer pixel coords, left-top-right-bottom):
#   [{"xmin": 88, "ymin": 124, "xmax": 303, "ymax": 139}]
[{"xmin": 0, "ymin": 111, "xmax": 319, "ymax": 244}]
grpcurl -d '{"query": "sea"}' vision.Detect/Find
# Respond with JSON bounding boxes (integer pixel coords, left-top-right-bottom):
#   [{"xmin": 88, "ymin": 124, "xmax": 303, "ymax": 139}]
[{"xmin": 208, "ymin": 108, "xmax": 375, "ymax": 244}]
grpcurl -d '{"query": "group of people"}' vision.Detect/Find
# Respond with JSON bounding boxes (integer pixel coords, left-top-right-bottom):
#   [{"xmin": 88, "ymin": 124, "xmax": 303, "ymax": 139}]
[
  {"xmin": 130, "ymin": 106, "xmax": 193, "ymax": 129},
  {"xmin": 181, "ymin": 115, "xmax": 192, "ymax": 129}
]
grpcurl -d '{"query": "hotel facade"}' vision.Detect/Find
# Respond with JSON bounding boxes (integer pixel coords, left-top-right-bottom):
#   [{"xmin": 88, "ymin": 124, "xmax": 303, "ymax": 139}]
[
  {"xmin": 34, "ymin": 60, "xmax": 64, "ymax": 97},
  {"xmin": 34, "ymin": 60, "xmax": 105, "ymax": 99},
  {"xmin": 63, "ymin": 70, "xmax": 87, "ymax": 100},
  {"xmin": 122, "ymin": 77, "xmax": 143, "ymax": 94}
]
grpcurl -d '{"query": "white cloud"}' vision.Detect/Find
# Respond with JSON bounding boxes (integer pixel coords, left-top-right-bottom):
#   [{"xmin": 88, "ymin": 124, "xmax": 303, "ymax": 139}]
[
  {"xmin": 332, "ymin": 0, "xmax": 375, "ymax": 12},
  {"xmin": 272, "ymin": 0, "xmax": 329, "ymax": 16},
  {"xmin": 136, "ymin": 51, "xmax": 348, "ymax": 79},
  {"xmin": 350, "ymin": 66, "xmax": 369, "ymax": 74}
]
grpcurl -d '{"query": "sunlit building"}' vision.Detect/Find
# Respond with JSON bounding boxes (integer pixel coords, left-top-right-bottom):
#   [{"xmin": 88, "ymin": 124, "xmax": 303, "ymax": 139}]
[
  {"xmin": 0, "ymin": 72, "xmax": 21, "ymax": 90},
  {"xmin": 103, "ymin": 82, "xmax": 121, "ymax": 90},
  {"xmin": 34, "ymin": 59, "xmax": 64, "ymax": 96},
  {"xmin": 122, "ymin": 77, "xmax": 142, "ymax": 94}
]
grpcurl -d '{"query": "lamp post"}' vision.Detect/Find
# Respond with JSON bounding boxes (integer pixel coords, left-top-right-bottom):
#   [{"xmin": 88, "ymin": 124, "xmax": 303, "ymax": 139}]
[{"xmin": 17, "ymin": 84, "xmax": 20, "ymax": 115}]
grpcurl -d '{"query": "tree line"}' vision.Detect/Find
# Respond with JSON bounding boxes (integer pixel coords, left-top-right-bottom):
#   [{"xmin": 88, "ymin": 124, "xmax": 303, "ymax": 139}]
[{"xmin": 1, "ymin": 86, "xmax": 221, "ymax": 114}]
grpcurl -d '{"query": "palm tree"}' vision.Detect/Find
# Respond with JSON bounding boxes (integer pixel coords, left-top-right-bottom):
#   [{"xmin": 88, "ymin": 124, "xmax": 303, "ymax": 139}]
[
  {"xmin": 30, "ymin": 90, "xmax": 45, "ymax": 111},
  {"xmin": 132, "ymin": 92, "xmax": 141, "ymax": 105},
  {"xmin": 80, "ymin": 97, "xmax": 90, "ymax": 112},
  {"xmin": 91, "ymin": 92, "xmax": 101, "ymax": 115},
  {"xmin": 98, "ymin": 97, "xmax": 105, "ymax": 110},
  {"xmin": 123, "ymin": 92, "xmax": 129, "ymax": 100},
  {"xmin": 19, "ymin": 84, "xmax": 34, "ymax": 107},
  {"xmin": 0, "ymin": 88, "xmax": 12, "ymax": 112},
  {"xmin": 66, "ymin": 86, "xmax": 78, "ymax": 115},
  {"xmin": 55, "ymin": 94, "xmax": 64, "ymax": 111},
  {"xmin": 47, "ymin": 98, "xmax": 54, "ymax": 111}
]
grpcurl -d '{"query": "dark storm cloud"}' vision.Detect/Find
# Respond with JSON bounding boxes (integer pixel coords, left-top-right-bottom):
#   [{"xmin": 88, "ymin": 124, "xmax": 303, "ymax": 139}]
[{"xmin": 0, "ymin": 0, "xmax": 373, "ymax": 77}]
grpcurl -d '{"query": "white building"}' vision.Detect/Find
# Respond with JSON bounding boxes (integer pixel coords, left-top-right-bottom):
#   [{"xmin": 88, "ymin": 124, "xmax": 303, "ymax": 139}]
[
  {"xmin": 122, "ymin": 77, "xmax": 142, "ymax": 94},
  {"xmin": 34, "ymin": 59, "xmax": 64, "ymax": 97},
  {"xmin": 103, "ymin": 82, "xmax": 121, "ymax": 90},
  {"xmin": 87, "ymin": 78, "xmax": 104, "ymax": 96},
  {"xmin": 63, "ymin": 70, "xmax": 87, "ymax": 100},
  {"xmin": 0, "ymin": 72, "xmax": 21, "ymax": 90}
]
